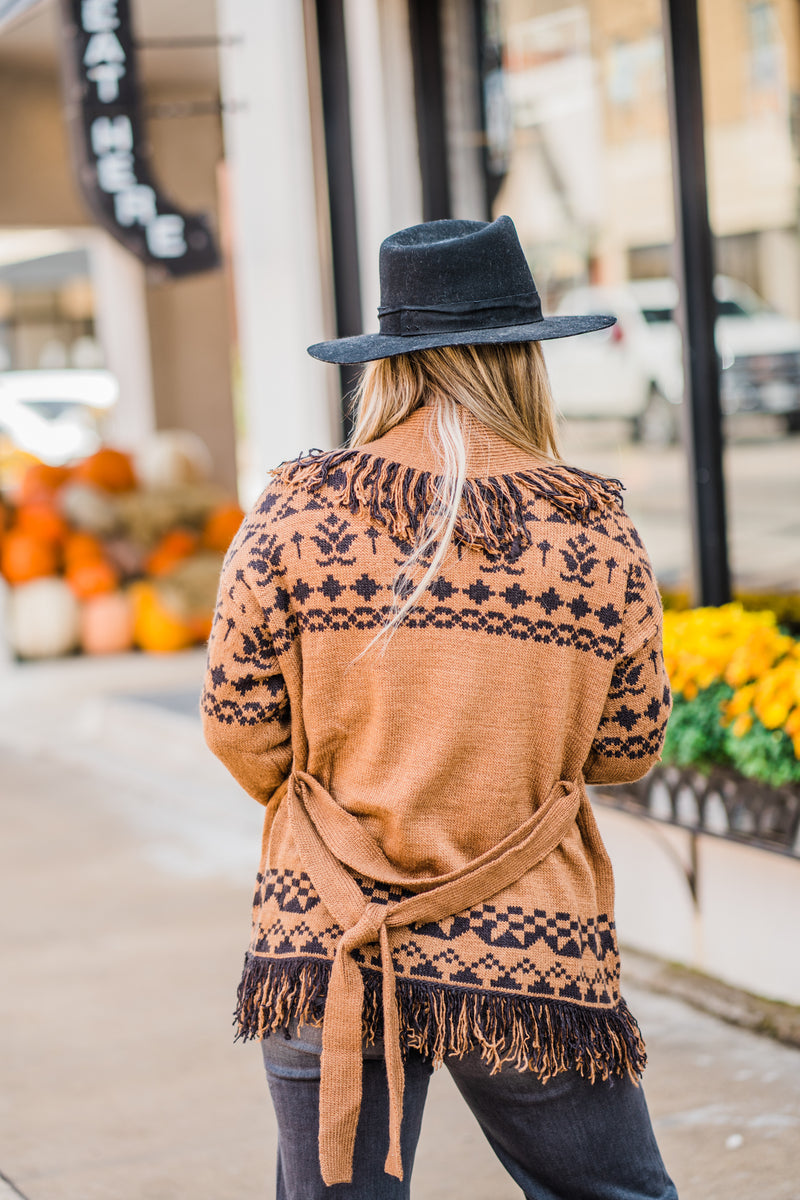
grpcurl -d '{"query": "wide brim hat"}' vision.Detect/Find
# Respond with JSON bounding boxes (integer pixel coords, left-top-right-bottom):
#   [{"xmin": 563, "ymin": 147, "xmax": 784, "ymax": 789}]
[{"xmin": 308, "ymin": 215, "xmax": 615, "ymax": 364}]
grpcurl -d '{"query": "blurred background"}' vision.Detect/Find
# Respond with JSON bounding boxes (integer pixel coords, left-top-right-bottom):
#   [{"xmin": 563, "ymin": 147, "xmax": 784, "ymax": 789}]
[{"xmin": 1, "ymin": 2, "xmax": 799, "ymax": 1198}]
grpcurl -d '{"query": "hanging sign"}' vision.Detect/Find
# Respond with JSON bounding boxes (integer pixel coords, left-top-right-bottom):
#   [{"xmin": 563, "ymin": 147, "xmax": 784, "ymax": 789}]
[{"xmin": 59, "ymin": 0, "xmax": 219, "ymax": 277}]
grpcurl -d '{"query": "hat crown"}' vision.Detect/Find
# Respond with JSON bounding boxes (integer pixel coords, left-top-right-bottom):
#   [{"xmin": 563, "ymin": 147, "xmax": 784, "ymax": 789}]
[
  {"xmin": 379, "ymin": 216, "xmax": 536, "ymax": 307},
  {"xmin": 377, "ymin": 216, "xmax": 541, "ymax": 336}
]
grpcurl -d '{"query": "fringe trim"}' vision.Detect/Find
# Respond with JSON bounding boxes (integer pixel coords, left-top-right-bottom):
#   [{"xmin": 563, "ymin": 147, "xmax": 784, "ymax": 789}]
[
  {"xmin": 271, "ymin": 448, "xmax": 624, "ymax": 552},
  {"xmin": 234, "ymin": 953, "xmax": 647, "ymax": 1083}
]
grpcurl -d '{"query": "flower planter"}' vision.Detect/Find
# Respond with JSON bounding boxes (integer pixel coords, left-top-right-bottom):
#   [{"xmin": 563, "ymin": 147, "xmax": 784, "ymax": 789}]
[{"xmin": 594, "ymin": 764, "xmax": 800, "ymax": 857}]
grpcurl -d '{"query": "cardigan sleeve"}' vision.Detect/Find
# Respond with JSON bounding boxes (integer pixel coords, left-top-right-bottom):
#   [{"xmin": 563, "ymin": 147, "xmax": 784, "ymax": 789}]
[
  {"xmin": 201, "ymin": 553, "xmax": 292, "ymax": 806},
  {"xmin": 583, "ymin": 552, "xmax": 672, "ymax": 786}
]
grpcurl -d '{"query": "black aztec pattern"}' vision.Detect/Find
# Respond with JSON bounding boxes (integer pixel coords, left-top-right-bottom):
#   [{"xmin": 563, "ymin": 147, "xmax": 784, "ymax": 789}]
[
  {"xmin": 202, "ymin": 458, "xmax": 670, "ymax": 782},
  {"xmin": 247, "ymin": 866, "xmax": 620, "ymax": 1005},
  {"xmin": 204, "ymin": 476, "xmax": 658, "ymax": 659},
  {"xmin": 587, "ymin": 634, "xmax": 671, "ymax": 766}
]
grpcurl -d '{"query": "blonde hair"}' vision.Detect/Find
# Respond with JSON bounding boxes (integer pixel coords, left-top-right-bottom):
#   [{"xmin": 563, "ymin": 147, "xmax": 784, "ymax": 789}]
[{"xmin": 348, "ymin": 341, "xmax": 560, "ymax": 652}]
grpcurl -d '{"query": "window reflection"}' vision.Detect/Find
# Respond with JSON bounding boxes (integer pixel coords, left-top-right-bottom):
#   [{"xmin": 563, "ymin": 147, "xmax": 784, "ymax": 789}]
[{"xmin": 483, "ymin": 0, "xmax": 800, "ymax": 594}]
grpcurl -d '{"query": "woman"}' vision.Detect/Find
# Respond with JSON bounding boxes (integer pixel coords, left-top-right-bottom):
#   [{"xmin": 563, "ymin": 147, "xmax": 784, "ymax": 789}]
[{"xmin": 202, "ymin": 216, "xmax": 677, "ymax": 1199}]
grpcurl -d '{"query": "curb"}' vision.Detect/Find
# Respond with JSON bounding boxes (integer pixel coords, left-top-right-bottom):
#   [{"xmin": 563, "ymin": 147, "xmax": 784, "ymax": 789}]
[{"xmin": 622, "ymin": 946, "xmax": 800, "ymax": 1050}]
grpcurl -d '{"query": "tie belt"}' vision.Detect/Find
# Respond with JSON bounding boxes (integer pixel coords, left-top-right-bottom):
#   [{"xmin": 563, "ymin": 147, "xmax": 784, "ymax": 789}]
[{"xmin": 287, "ymin": 770, "xmax": 582, "ymax": 1186}]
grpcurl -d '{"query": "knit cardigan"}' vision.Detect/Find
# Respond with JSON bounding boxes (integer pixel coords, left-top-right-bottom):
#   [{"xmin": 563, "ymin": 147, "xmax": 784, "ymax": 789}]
[{"xmin": 201, "ymin": 405, "xmax": 671, "ymax": 1185}]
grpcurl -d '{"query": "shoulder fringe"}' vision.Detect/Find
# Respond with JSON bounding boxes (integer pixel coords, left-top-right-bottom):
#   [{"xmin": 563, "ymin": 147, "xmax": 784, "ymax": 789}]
[
  {"xmin": 234, "ymin": 953, "xmax": 647, "ymax": 1083},
  {"xmin": 271, "ymin": 448, "xmax": 624, "ymax": 552}
]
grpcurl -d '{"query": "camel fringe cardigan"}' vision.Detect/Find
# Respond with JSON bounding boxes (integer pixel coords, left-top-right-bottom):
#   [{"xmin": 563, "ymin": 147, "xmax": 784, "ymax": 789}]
[{"xmin": 201, "ymin": 405, "xmax": 671, "ymax": 1185}]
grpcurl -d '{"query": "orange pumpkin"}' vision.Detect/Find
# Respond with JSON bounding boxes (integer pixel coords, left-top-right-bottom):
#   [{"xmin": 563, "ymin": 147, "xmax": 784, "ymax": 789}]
[
  {"xmin": 131, "ymin": 582, "xmax": 197, "ymax": 653},
  {"xmin": 66, "ymin": 558, "xmax": 119, "ymax": 599},
  {"xmin": 145, "ymin": 528, "xmax": 199, "ymax": 577},
  {"xmin": 17, "ymin": 463, "xmax": 69, "ymax": 504},
  {"xmin": 72, "ymin": 448, "xmax": 137, "ymax": 493},
  {"xmin": 188, "ymin": 612, "xmax": 214, "ymax": 642},
  {"xmin": 1, "ymin": 531, "xmax": 58, "ymax": 584},
  {"xmin": 16, "ymin": 503, "xmax": 68, "ymax": 545},
  {"xmin": 202, "ymin": 502, "xmax": 244, "ymax": 553},
  {"xmin": 64, "ymin": 531, "xmax": 106, "ymax": 568},
  {"xmin": 80, "ymin": 592, "xmax": 135, "ymax": 655}
]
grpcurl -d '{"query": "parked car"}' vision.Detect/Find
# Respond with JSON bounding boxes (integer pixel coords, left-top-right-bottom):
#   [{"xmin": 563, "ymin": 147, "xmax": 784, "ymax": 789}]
[{"xmin": 543, "ymin": 276, "xmax": 800, "ymax": 442}]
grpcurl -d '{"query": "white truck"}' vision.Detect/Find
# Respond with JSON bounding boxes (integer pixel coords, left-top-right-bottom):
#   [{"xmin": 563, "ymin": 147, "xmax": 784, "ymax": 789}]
[{"xmin": 543, "ymin": 276, "xmax": 800, "ymax": 442}]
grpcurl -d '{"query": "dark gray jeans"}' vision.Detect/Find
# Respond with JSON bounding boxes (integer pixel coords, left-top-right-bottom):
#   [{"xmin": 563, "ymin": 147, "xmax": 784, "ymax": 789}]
[{"xmin": 260, "ymin": 1022, "xmax": 678, "ymax": 1200}]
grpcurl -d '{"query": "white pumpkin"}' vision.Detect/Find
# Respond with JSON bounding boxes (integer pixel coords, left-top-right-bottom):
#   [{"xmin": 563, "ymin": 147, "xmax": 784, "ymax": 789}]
[
  {"xmin": 61, "ymin": 482, "xmax": 120, "ymax": 536},
  {"xmin": 135, "ymin": 430, "xmax": 214, "ymax": 490},
  {"xmin": 7, "ymin": 577, "xmax": 80, "ymax": 659}
]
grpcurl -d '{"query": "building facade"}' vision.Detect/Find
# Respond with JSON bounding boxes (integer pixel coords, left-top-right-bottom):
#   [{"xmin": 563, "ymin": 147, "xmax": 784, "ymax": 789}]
[{"xmin": 2, "ymin": 0, "xmax": 799, "ymax": 502}]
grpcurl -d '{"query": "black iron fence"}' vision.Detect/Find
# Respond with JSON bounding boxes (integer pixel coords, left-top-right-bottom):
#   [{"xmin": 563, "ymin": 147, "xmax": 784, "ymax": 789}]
[{"xmin": 594, "ymin": 765, "xmax": 800, "ymax": 859}]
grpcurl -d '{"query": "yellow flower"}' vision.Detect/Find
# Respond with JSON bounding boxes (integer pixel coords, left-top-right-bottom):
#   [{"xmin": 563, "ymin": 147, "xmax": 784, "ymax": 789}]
[
  {"xmin": 730, "ymin": 713, "xmax": 753, "ymax": 738},
  {"xmin": 724, "ymin": 684, "xmax": 756, "ymax": 719},
  {"xmin": 663, "ymin": 602, "xmax": 799, "ymax": 713},
  {"xmin": 725, "ymin": 626, "xmax": 791, "ymax": 688},
  {"xmin": 784, "ymin": 707, "xmax": 800, "ymax": 736},
  {"xmin": 756, "ymin": 698, "xmax": 790, "ymax": 730}
]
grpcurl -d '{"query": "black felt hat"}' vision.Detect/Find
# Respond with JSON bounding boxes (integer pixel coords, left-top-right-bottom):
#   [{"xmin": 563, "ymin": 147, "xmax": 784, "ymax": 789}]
[{"xmin": 307, "ymin": 215, "xmax": 615, "ymax": 364}]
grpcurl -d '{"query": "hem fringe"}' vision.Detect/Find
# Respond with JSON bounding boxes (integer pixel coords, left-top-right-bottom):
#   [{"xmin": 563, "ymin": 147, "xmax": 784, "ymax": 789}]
[
  {"xmin": 271, "ymin": 448, "xmax": 624, "ymax": 552},
  {"xmin": 234, "ymin": 953, "xmax": 646, "ymax": 1083}
]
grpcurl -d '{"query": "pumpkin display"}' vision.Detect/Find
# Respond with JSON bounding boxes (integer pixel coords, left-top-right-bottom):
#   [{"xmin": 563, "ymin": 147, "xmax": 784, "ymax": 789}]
[
  {"xmin": 114, "ymin": 482, "xmax": 226, "ymax": 546},
  {"xmin": 135, "ymin": 430, "xmax": 213, "ymax": 489},
  {"xmin": 131, "ymin": 581, "xmax": 197, "ymax": 653},
  {"xmin": 16, "ymin": 503, "xmax": 68, "ymax": 545},
  {"xmin": 1, "ymin": 530, "xmax": 59, "ymax": 584},
  {"xmin": 188, "ymin": 611, "xmax": 214, "ymax": 642},
  {"xmin": 61, "ymin": 483, "xmax": 120, "ymax": 536},
  {"xmin": 158, "ymin": 552, "xmax": 223, "ymax": 644},
  {"xmin": 1, "ymin": 433, "xmax": 241, "ymax": 658},
  {"xmin": 6, "ymin": 577, "xmax": 80, "ymax": 658},
  {"xmin": 66, "ymin": 557, "xmax": 119, "ymax": 599},
  {"xmin": 102, "ymin": 536, "xmax": 145, "ymax": 579},
  {"xmin": 17, "ymin": 463, "xmax": 69, "ymax": 504},
  {"xmin": 80, "ymin": 591, "xmax": 135, "ymax": 655},
  {"xmin": 202, "ymin": 502, "xmax": 244, "ymax": 553},
  {"xmin": 144, "ymin": 528, "xmax": 199, "ymax": 577},
  {"xmin": 63, "ymin": 531, "xmax": 105, "ymax": 568},
  {"xmin": 71, "ymin": 447, "xmax": 137, "ymax": 493}
]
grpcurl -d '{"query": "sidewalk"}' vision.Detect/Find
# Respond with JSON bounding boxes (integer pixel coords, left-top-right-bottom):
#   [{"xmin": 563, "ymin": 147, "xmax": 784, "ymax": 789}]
[{"xmin": 1, "ymin": 652, "xmax": 799, "ymax": 1199}]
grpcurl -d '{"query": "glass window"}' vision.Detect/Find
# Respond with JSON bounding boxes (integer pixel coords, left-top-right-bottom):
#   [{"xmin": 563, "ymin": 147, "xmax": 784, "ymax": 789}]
[
  {"xmin": 482, "ymin": 0, "xmax": 688, "ymax": 593},
  {"xmin": 0, "ymin": 235, "xmax": 111, "ymax": 477},
  {"xmin": 478, "ymin": 0, "xmax": 799, "ymax": 601}
]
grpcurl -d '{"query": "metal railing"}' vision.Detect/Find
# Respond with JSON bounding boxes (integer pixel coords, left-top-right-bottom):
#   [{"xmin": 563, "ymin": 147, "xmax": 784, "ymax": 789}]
[{"xmin": 594, "ymin": 765, "xmax": 800, "ymax": 858}]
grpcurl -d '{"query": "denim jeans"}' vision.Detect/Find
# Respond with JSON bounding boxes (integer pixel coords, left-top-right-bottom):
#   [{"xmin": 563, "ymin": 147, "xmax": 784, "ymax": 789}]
[{"xmin": 260, "ymin": 1022, "xmax": 678, "ymax": 1200}]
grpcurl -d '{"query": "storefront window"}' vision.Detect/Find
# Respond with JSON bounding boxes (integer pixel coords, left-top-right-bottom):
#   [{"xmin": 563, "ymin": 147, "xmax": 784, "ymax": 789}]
[
  {"xmin": 483, "ymin": 0, "xmax": 799, "ymax": 599},
  {"xmin": 0, "ymin": 245, "xmax": 100, "ymax": 372},
  {"xmin": 0, "ymin": 231, "xmax": 113, "ymax": 474},
  {"xmin": 702, "ymin": 0, "xmax": 799, "ymax": 596}
]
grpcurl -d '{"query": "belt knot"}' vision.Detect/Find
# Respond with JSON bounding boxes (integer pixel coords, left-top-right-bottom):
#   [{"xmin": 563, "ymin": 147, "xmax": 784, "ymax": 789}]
[{"xmin": 339, "ymin": 900, "xmax": 387, "ymax": 956}]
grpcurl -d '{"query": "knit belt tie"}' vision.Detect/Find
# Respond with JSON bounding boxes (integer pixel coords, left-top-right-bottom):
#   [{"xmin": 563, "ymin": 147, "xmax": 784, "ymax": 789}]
[{"xmin": 287, "ymin": 770, "xmax": 583, "ymax": 1187}]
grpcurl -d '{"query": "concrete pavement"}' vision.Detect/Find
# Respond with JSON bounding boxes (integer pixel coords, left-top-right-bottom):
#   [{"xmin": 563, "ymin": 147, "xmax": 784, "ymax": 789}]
[{"xmin": 1, "ymin": 650, "xmax": 799, "ymax": 1199}]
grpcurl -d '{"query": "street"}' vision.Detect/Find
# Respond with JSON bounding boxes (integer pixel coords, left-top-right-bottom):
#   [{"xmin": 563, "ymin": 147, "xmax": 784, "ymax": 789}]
[{"xmin": 1, "ymin": 651, "xmax": 799, "ymax": 1200}]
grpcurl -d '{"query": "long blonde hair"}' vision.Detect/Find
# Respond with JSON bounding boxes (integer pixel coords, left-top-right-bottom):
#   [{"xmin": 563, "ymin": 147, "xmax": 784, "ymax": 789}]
[{"xmin": 348, "ymin": 341, "xmax": 560, "ymax": 651}]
